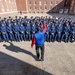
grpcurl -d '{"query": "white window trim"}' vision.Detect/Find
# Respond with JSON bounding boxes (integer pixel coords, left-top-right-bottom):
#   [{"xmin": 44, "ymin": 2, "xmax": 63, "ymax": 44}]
[
  {"xmin": 34, "ymin": 1, "xmax": 36, "ymax": 5},
  {"xmin": 39, "ymin": 1, "xmax": 42, "ymax": 5},
  {"xmin": 50, "ymin": 1, "xmax": 53, "ymax": 5}
]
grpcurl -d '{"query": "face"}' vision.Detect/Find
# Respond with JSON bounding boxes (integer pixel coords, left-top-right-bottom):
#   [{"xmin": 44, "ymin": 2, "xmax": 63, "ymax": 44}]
[
  {"xmin": 8, "ymin": 24, "xmax": 11, "ymax": 26},
  {"xmin": 2, "ymin": 23, "xmax": 4, "ymax": 26},
  {"xmin": 21, "ymin": 24, "xmax": 23, "ymax": 26},
  {"xmin": 32, "ymin": 24, "xmax": 34, "ymax": 26},
  {"xmin": 14, "ymin": 23, "xmax": 16, "ymax": 25},
  {"xmin": 66, "ymin": 24, "xmax": 68, "ymax": 26},
  {"xmin": 58, "ymin": 24, "xmax": 61, "ymax": 26},
  {"xmin": 52, "ymin": 24, "xmax": 54, "ymax": 27},
  {"xmin": 7, "ymin": 19, "xmax": 10, "ymax": 22},
  {"xmin": 74, "ymin": 24, "xmax": 75, "ymax": 26}
]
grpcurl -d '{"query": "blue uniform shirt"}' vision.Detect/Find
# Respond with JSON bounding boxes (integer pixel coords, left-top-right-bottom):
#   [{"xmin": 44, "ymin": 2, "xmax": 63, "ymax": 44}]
[{"xmin": 35, "ymin": 31, "xmax": 44, "ymax": 46}]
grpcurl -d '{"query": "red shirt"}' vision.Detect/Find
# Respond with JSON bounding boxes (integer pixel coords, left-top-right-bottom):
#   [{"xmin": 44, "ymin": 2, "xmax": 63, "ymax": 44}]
[{"xmin": 31, "ymin": 23, "xmax": 47, "ymax": 47}]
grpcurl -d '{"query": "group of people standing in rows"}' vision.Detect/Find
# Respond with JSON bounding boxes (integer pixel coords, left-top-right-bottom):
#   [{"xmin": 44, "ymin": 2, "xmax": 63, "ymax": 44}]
[{"xmin": 0, "ymin": 16, "xmax": 75, "ymax": 43}]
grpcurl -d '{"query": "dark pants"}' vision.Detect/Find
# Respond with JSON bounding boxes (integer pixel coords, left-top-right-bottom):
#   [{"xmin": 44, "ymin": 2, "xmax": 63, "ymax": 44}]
[{"xmin": 35, "ymin": 44, "xmax": 44, "ymax": 60}]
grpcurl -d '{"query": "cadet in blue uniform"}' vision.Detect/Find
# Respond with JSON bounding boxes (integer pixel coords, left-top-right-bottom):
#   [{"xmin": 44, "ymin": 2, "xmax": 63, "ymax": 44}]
[
  {"xmin": 45, "ymin": 23, "xmax": 50, "ymax": 42},
  {"xmin": 63, "ymin": 23, "xmax": 70, "ymax": 42},
  {"xmin": 50, "ymin": 23, "xmax": 56, "ymax": 42},
  {"xmin": 0, "ymin": 27, "xmax": 2, "ymax": 42},
  {"xmin": 0, "ymin": 23, "xmax": 8, "ymax": 41},
  {"xmin": 7, "ymin": 23, "xmax": 13, "ymax": 41},
  {"xmin": 56, "ymin": 23, "xmax": 63, "ymax": 42},
  {"xmin": 71, "ymin": 23, "xmax": 75, "ymax": 42},
  {"xmin": 13, "ymin": 22, "xmax": 20, "ymax": 41},
  {"xmin": 19, "ymin": 23, "xmax": 25, "ymax": 41},
  {"xmin": 25, "ymin": 23, "xmax": 31, "ymax": 41},
  {"xmin": 31, "ymin": 23, "xmax": 36, "ymax": 39}
]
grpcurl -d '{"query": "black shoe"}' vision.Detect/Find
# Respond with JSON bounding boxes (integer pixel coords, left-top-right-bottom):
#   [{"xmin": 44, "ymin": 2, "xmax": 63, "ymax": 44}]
[
  {"xmin": 70, "ymin": 40, "xmax": 73, "ymax": 43},
  {"xmin": 37, "ymin": 54, "xmax": 40, "ymax": 59},
  {"xmin": 40, "ymin": 59, "xmax": 44, "ymax": 61}
]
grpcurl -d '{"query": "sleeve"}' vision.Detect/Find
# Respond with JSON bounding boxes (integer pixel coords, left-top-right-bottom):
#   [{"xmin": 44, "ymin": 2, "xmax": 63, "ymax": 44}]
[
  {"xmin": 43, "ymin": 24, "xmax": 47, "ymax": 33},
  {"xmin": 31, "ymin": 37, "xmax": 36, "ymax": 47}
]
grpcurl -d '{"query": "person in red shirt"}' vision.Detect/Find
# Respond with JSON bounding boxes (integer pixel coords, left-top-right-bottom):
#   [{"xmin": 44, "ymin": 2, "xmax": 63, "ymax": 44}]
[{"xmin": 31, "ymin": 22, "xmax": 46, "ymax": 61}]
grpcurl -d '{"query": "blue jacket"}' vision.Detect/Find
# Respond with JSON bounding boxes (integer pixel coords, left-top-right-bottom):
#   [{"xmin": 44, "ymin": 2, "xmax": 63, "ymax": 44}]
[
  {"xmin": 56, "ymin": 25, "xmax": 63, "ymax": 33},
  {"xmin": 64, "ymin": 25, "xmax": 70, "ymax": 33},
  {"xmin": 25, "ymin": 25, "xmax": 30, "ymax": 33},
  {"xmin": 19, "ymin": 25, "xmax": 25, "ymax": 33},
  {"xmin": 35, "ymin": 31, "xmax": 44, "ymax": 46},
  {"xmin": 1, "ymin": 25, "xmax": 6, "ymax": 32},
  {"xmin": 51, "ymin": 26, "xmax": 56, "ymax": 33},
  {"xmin": 7, "ymin": 25, "xmax": 13, "ymax": 33},
  {"xmin": 13, "ymin": 24, "xmax": 19, "ymax": 33},
  {"xmin": 71, "ymin": 25, "xmax": 75, "ymax": 32},
  {"xmin": 31, "ymin": 25, "xmax": 36, "ymax": 33},
  {"xmin": 46, "ymin": 25, "xmax": 50, "ymax": 33}
]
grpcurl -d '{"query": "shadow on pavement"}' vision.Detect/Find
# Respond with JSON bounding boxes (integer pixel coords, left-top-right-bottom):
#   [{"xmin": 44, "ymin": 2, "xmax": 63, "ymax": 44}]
[
  {"xmin": 0, "ymin": 51, "xmax": 53, "ymax": 75},
  {"xmin": 3, "ymin": 42, "xmax": 37, "ymax": 60}
]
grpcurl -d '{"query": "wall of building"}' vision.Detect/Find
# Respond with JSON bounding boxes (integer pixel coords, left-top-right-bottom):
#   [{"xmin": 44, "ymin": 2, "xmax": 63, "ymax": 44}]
[
  {"xmin": 69, "ymin": 0, "xmax": 75, "ymax": 14},
  {"xmin": 16, "ymin": 0, "xmax": 28, "ymax": 13},
  {"xmin": 15, "ymin": 0, "xmax": 65, "ymax": 13},
  {"xmin": 0, "ymin": 0, "xmax": 17, "ymax": 16},
  {"xmin": 27, "ymin": 0, "xmax": 65, "ymax": 13},
  {"xmin": 0, "ymin": 0, "xmax": 75, "ymax": 16}
]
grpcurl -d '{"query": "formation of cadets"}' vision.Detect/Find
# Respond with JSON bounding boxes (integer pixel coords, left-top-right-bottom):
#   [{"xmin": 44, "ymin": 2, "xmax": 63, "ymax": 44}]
[{"xmin": 0, "ymin": 16, "xmax": 75, "ymax": 43}]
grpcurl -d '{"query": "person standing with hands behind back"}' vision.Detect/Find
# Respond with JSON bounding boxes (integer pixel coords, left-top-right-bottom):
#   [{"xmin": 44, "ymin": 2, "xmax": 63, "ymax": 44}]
[{"xmin": 31, "ymin": 21, "xmax": 46, "ymax": 61}]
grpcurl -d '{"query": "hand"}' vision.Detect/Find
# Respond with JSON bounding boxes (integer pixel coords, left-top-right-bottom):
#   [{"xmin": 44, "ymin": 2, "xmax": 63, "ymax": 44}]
[
  {"xmin": 31, "ymin": 46, "xmax": 33, "ymax": 48},
  {"xmin": 2, "ymin": 32, "xmax": 6, "ymax": 34},
  {"xmin": 21, "ymin": 32, "xmax": 24, "ymax": 33},
  {"xmin": 15, "ymin": 32, "xmax": 17, "ymax": 33},
  {"xmin": 10, "ymin": 32, "xmax": 12, "ymax": 33}
]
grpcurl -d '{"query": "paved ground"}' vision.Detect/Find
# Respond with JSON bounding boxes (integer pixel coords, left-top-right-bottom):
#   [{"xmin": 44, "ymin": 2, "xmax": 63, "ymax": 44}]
[
  {"xmin": 1, "ymin": 13, "xmax": 75, "ymax": 22},
  {"xmin": 0, "ymin": 41, "xmax": 75, "ymax": 75},
  {"xmin": 18, "ymin": 13, "xmax": 75, "ymax": 22},
  {"xmin": 0, "ymin": 13, "xmax": 75, "ymax": 75}
]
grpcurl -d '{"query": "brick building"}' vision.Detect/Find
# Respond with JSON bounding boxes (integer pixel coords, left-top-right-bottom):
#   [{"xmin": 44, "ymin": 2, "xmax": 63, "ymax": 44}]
[
  {"xmin": 16, "ymin": 0, "xmax": 75, "ymax": 14},
  {"xmin": 69, "ymin": 0, "xmax": 75, "ymax": 14},
  {"xmin": 0, "ymin": 0, "xmax": 17, "ymax": 16},
  {"xmin": 0, "ymin": 0, "xmax": 75, "ymax": 16},
  {"xmin": 16, "ymin": 0, "xmax": 65, "ymax": 13}
]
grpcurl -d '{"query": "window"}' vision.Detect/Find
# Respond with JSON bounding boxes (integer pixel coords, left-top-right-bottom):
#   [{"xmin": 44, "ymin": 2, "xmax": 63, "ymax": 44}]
[
  {"xmin": 6, "ymin": 4, "xmax": 9, "ymax": 11},
  {"xmin": 10, "ymin": 6, "xmax": 12, "ymax": 11},
  {"xmin": 13, "ymin": 0, "xmax": 15, "ymax": 3},
  {"xmin": 55, "ymin": 1, "xmax": 58, "ymax": 5},
  {"xmin": 74, "ymin": 8, "xmax": 75, "ymax": 12},
  {"xmin": 39, "ymin": 6, "xmax": 42, "ymax": 10},
  {"xmin": 29, "ymin": 7, "xmax": 31, "ymax": 10},
  {"xmin": 34, "ymin": 6, "xmax": 36, "ymax": 10},
  {"xmin": 39, "ymin": 1, "xmax": 42, "ymax": 5},
  {"xmin": 45, "ymin": 1, "xmax": 47, "ymax": 5},
  {"xmin": 5, "ymin": 0, "xmax": 7, "ymax": 2},
  {"xmin": 1, "ymin": 4, "xmax": 5, "ymax": 11},
  {"xmin": 71, "ymin": 0, "xmax": 74, "ymax": 6},
  {"xmin": 9, "ymin": 0, "xmax": 10, "ymax": 3},
  {"xmin": 64, "ymin": 0, "xmax": 71, "ymax": 6},
  {"xmin": 50, "ymin": 6, "xmax": 52, "ymax": 10},
  {"xmin": 50, "ymin": 1, "xmax": 53, "ymax": 5},
  {"xmin": 34, "ymin": 1, "xmax": 36, "ymax": 5},
  {"xmin": 29, "ymin": 1, "xmax": 31, "ymax": 4},
  {"xmin": 44, "ymin": 6, "xmax": 47, "ymax": 10}
]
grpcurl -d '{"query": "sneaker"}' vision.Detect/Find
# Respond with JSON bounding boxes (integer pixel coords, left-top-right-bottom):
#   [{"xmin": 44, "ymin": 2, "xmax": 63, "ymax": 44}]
[{"xmin": 40, "ymin": 58, "xmax": 44, "ymax": 61}]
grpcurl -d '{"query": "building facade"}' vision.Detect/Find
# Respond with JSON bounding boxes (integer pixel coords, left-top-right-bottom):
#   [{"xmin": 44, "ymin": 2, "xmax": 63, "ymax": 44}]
[
  {"xmin": 69, "ymin": 0, "xmax": 75, "ymax": 14},
  {"xmin": 16, "ymin": 0, "xmax": 65, "ymax": 13},
  {"xmin": 0, "ymin": 0, "xmax": 75, "ymax": 16},
  {"xmin": 0, "ymin": 0, "xmax": 17, "ymax": 16},
  {"xmin": 16, "ymin": 0, "xmax": 75, "ymax": 14}
]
